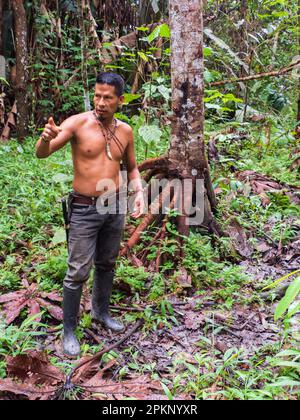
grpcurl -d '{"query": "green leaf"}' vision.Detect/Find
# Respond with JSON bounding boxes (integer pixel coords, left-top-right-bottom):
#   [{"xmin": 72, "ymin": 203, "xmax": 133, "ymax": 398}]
[
  {"xmin": 203, "ymin": 47, "xmax": 213, "ymax": 57},
  {"xmin": 136, "ymin": 26, "xmax": 150, "ymax": 32},
  {"xmin": 123, "ymin": 93, "xmax": 141, "ymax": 104},
  {"xmin": 276, "ymin": 350, "xmax": 300, "ymax": 358},
  {"xmin": 138, "ymin": 125, "xmax": 162, "ymax": 144},
  {"xmin": 157, "ymin": 85, "xmax": 171, "ymax": 101},
  {"xmin": 272, "ymin": 360, "xmax": 300, "ymax": 369},
  {"xmin": 205, "ymin": 103, "xmax": 222, "ymax": 110},
  {"xmin": 147, "ymin": 24, "xmax": 170, "ymax": 43},
  {"xmin": 102, "ymin": 42, "xmax": 112, "ymax": 49},
  {"xmin": 288, "ymin": 301, "xmax": 300, "ymax": 317},
  {"xmin": 275, "ymin": 276, "xmax": 300, "ymax": 321},
  {"xmin": 161, "ymin": 382, "xmax": 174, "ymax": 400},
  {"xmin": 159, "ymin": 24, "xmax": 170, "ymax": 39},
  {"xmin": 52, "ymin": 228, "xmax": 66, "ymax": 246},
  {"xmin": 204, "ymin": 69, "xmax": 214, "ymax": 83},
  {"xmin": 272, "ymin": 11, "xmax": 289, "ymax": 18},
  {"xmin": 269, "ymin": 379, "xmax": 300, "ymax": 388},
  {"xmin": 222, "ymin": 93, "xmax": 243, "ymax": 104},
  {"xmin": 138, "ymin": 52, "xmax": 149, "ymax": 62},
  {"xmin": 0, "ymin": 77, "xmax": 9, "ymax": 87}
]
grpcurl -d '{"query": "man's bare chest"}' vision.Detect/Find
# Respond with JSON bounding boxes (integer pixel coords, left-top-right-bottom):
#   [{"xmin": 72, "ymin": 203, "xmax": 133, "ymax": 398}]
[{"xmin": 72, "ymin": 128, "xmax": 127, "ymax": 161}]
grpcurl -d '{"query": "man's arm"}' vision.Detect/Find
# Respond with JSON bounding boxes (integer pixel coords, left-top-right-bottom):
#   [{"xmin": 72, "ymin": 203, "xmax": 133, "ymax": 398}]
[
  {"xmin": 124, "ymin": 126, "xmax": 143, "ymax": 191},
  {"xmin": 124, "ymin": 125, "xmax": 145, "ymax": 219},
  {"xmin": 35, "ymin": 116, "xmax": 75, "ymax": 159}
]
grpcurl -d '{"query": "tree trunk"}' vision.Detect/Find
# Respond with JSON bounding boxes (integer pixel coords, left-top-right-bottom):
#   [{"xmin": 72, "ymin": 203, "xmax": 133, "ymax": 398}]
[
  {"xmin": 297, "ymin": 0, "xmax": 300, "ymax": 134},
  {"xmin": 138, "ymin": 0, "xmax": 154, "ymax": 25},
  {"xmin": 168, "ymin": 0, "xmax": 217, "ymax": 235},
  {"xmin": 121, "ymin": 0, "xmax": 221, "ymax": 260},
  {"xmin": 0, "ymin": 0, "xmax": 4, "ymax": 56},
  {"xmin": 77, "ymin": 0, "xmax": 91, "ymax": 112},
  {"xmin": 11, "ymin": 0, "xmax": 29, "ymax": 141}
]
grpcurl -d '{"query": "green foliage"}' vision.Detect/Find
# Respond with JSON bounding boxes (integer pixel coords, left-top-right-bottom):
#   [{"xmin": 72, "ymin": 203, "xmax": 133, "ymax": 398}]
[
  {"xmin": 1, "ymin": 0, "xmax": 299, "ymax": 400},
  {"xmin": 205, "ymin": 89, "xmax": 243, "ymax": 117},
  {"xmin": 0, "ymin": 316, "xmax": 46, "ymax": 363},
  {"xmin": 138, "ymin": 124, "xmax": 163, "ymax": 145},
  {"xmin": 147, "ymin": 23, "xmax": 170, "ymax": 43},
  {"xmin": 34, "ymin": 249, "xmax": 68, "ymax": 291},
  {"xmin": 131, "ymin": 112, "xmax": 169, "ymax": 161},
  {"xmin": 275, "ymin": 276, "xmax": 300, "ymax": 320},
  {"xmin": 141, "ymin": 72, "xmax": 171, "ymax": 104},
  {"xmin": 116, "ymin": 260, "xmax": 149, "ymax": 293},
  {"xmin": 0, "ymin": 77, "xmax": 9, "ymax": 87},
  {"xmin": 163, "ymin": 344, "xmax": 292, "ymax": 400},
  {"xmin": 147, "ymin": 273, "xmax": 167, "ymax": 301},
  {"xmin": 0, "ymin": 255, "xmax": 21, "ymax": 291},
  {"xmin": 0, "ymin": 141, "xmax": 72, "ymax": 256},
  {"xmin": 270, "ymin": 349, "xmax": 300, "ymax": 394}
]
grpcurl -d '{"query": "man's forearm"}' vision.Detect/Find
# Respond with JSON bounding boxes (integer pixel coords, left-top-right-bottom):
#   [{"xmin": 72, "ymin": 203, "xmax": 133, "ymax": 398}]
[
  {"xmin": 127, "ymin": 168, "xmax": 143, "ymax": 192},
  {"xmin": 36, "ymin": 137, "xmax": 51, "ymax": 159}
]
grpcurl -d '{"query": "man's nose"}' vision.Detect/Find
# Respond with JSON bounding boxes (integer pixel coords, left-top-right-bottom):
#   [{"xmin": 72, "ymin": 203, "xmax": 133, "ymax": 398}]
[{"xmin": 99, "ymin": 98, "xmax": 105, "ymax": 106}]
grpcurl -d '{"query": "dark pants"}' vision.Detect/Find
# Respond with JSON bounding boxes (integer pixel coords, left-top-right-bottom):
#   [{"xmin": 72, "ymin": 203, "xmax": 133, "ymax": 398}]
[{"xmin": 64, "ymin": 192, "xmax": 126, "ymax": 291}]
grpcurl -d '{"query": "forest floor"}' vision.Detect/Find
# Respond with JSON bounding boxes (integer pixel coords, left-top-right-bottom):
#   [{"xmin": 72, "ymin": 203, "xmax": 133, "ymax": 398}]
[{"xmin": 0, "ymin": 119, "xmax": 299, "ymax": 400}]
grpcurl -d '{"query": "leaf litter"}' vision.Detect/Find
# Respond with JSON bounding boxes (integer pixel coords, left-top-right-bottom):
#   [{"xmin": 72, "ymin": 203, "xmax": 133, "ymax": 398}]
[{"xmin": 0, "ymin": 169, "xmax": 299, "ymax": 400}]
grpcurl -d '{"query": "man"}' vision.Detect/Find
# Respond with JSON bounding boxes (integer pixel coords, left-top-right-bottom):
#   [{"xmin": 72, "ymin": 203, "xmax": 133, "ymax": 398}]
[{"xmin": 36, "ymin": 73, "xmax": 144, "ymax": 358}]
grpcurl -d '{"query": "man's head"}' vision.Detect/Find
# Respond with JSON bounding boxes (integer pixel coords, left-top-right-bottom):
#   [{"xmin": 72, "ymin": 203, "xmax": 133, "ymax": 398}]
[{"xmin": 94, "ymin": 73, "xmax": 125, "ymax": 121}]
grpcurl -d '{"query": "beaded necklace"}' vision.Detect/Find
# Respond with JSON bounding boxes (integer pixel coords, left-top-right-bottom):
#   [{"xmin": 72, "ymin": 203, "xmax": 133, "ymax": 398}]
[{"xmin": 93, "ymin": 110, "xmax": 124, "ymax": 161}]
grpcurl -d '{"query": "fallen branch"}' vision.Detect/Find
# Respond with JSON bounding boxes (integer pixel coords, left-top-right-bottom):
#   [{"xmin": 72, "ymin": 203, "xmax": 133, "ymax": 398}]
[
  {"xmin": 210, "ymin": 59, "xmax": 300, "ymax": 87},
  {"xmin": 260, "ymin": 281, "xmax": 290, "ymax": 301},
  {"xmin": 70, "ymin": 320, "xmax": 144, "ymax": 381},
  {"xmin": 120, "ymin": 182, "xmax": 171, "ymax": 256}
]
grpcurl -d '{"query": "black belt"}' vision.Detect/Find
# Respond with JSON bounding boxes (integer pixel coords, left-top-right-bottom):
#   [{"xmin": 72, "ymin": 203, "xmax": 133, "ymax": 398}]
[{"xmin": 71, "ymin": 189, "xmax": 121, "ymax": 207}]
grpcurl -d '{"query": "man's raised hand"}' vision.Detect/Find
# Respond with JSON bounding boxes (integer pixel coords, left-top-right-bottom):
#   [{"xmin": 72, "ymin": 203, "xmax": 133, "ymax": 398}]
[{"xmin": 41, "ymin": 117, "xmax": 62, "ymax": 142}]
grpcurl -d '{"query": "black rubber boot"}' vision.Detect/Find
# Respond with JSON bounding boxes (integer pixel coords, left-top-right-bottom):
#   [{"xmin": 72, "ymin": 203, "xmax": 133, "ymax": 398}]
[
  {"xmin": 62, "ymin": 286, "xmax": 82, "ymax": 358},
  {"xmin": 91, "ymin": 270, "xmax": 125, "ymax": 332}
]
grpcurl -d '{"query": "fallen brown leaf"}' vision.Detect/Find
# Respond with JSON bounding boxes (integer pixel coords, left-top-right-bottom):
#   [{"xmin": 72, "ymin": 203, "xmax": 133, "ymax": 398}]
[
  {"xmin": 0, "ymin": 282, "xmax": 62, "ymax": 324},
  {"xmin": 226, "ymin": 218, "xmax": 253, "ymax": 258}
]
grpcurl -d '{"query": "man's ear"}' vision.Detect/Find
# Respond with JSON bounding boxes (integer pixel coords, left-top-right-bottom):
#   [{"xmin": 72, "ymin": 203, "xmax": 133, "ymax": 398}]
[{"xmin": 119, "ymin": 95, "xmax": 125, "ymax": 107}]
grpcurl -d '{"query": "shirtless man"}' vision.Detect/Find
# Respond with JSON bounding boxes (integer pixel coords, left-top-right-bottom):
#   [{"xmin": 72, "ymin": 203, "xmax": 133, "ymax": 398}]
[{"xmin": 35, "ymin": 73, "xmax": 144, "ymax": 358}]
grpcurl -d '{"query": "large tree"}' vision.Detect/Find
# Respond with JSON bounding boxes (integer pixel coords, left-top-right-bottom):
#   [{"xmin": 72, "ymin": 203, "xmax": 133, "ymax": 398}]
[
  {"xmin": 168, "ymin": 0, "xmax": 217, "ymax": 235},
  {"xmin": 122, "ymin": 0, "xmax": 220, "ymax": 260},
  {"xmin": 11, "ymin": 0, "xmax": 29, "ymax": 141},
  {"xmin": 0, "ymin": 1, "xmax": 3, "ymax": 56}
]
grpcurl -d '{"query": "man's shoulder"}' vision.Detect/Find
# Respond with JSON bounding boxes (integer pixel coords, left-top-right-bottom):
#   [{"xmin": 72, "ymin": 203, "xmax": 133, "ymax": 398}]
[
  {"xmin": 71, "ymin": 111, "xmax": 92, "ymax": 122},
  {"xmin": 64, "ymin": 111, "xmax": 92, "ymax": 127},
  {"xmin": 117, "ymin": 120, "xmax": 133, "ymax": 133}
]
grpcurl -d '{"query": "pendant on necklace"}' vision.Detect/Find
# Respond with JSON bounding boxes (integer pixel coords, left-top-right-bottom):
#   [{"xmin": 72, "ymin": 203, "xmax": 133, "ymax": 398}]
[
  {"xmin": 93, "ymin": 111, "xmax": 115, "ymax": 161},
  {"xmin": 105, "ymin": 142, "xmax": 113, "ymax": 161}
]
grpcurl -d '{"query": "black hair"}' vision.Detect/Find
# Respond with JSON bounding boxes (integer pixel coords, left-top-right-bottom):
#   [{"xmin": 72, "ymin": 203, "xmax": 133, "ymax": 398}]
[{"xmin": 96, "ymin": 72, "xmax": 125, "ymax": 97}]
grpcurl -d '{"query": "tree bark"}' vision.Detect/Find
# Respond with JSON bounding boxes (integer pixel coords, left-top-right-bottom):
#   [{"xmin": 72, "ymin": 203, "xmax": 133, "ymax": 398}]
[
  {"xmin": 297, "ymin": 0, "xmax": 300, "ymax": 134},
  {"xmin": 0, "ymin": 0, "xmax": 4, "ymax": 56},
  {"xmin": 121, "ymin": 0, "xmax": 222, "ymax": 259},
  {"xmin": 77, "ymin": 0, "xmax": 91, "ymax": 111},
  {"xmin": 168, "ymin": 0, "xmax": 205, "ymax": 177},
  {"xmin": 168, "ymin": 0, "xmax": 216, "ymax": 234},
  {"xmin": 11, "ymin": 0, "xmax": 29, "ymax": 141}
]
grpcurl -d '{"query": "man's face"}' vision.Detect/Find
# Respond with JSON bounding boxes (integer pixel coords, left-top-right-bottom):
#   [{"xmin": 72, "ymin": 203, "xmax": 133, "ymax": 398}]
[{"xmin": 93, "ymin": 83, "xmax": 124, "ymax": 120}]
